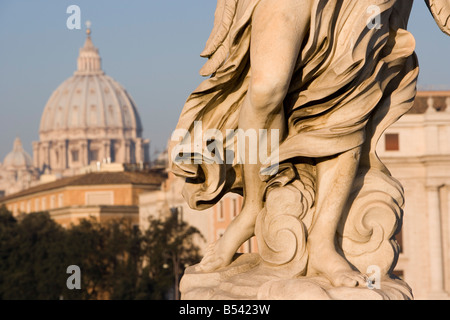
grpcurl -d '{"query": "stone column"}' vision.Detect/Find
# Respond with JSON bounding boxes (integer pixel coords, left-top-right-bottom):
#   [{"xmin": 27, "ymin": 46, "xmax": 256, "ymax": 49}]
[
  {"xmin": 426, "ymin": 185, "xmax": 447, "ymax": 298},
  {"xmin": 64, "ymin": 140, "xmax": 68, "ymax": 169},
  {"xmin": 81, "ymin": 141, "xmax": 88, "ymax": 166},
  {"xmin": 124, "ymin": 141, "xmax": 130, "ymax": 163},
  {"xmin": 32, "ymin": 142, "xmax": 40, "ymax": 169},
  {"xmin": 43, "ymin": 142, "xmax": 50, "ymax": 170},
  {"xmin": 58, "ymin": 141, "xmax": 66, "ymax": 170},
  {"xmin": 104, "ymin": 140, "xmax": 111, "ymax": 162},
  {"xmin": 135, "ymin": 138, "xmax": 143, "ymax": 164}
]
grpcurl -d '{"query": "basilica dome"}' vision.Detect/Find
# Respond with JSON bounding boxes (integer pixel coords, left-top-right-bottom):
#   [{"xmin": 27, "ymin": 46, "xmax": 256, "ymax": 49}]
[
  {"xmin": 3, "ymin": 137, "xmax": 33, "ymax": 170},
  {"xmin": 39, "ymin": 32, "xmax": 142, "ymax": 140},
  {"xmin": 0, "ymin": 137, "xmax": 38, "ymax": 197},
  {"xmin": 33, "ymin": 28, "xmax": 149, "ymax": 176}
]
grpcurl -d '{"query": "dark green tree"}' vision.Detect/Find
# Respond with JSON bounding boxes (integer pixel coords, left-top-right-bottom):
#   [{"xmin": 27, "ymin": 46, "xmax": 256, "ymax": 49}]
[
  {"xmin": 142, "ymin": 213, "xmax": 204, "ymax": 300},
  {"xmin": 62, "ymin": 218, "xmax": 108, "ymax": 300},
  {"xmin": 0, "ymin": 205, "xmax": 18, "ymax": 299},
  {"xmin": 0, "ymin": 204, "xmax": 204, "ymax": 300},
  {"xmin": 0, "ymin": 208, "xmax": 66, "ymax": 299}
]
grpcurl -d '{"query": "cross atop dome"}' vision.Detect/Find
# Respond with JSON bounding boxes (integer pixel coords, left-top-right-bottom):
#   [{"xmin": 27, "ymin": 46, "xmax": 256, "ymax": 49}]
[
  {"xmin": 86, "ymin": 20, "xmax": 92, "ymax": 32},
  {"xmin": 85, "ymin": 20, "xmax": 92, "ymax": 37}
]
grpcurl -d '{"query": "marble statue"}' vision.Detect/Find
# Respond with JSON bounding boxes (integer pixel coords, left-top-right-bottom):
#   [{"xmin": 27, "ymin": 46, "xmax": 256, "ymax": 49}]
[{"xmin": 170, "ymin": 0, "xmax": 450, "ymax": 300}]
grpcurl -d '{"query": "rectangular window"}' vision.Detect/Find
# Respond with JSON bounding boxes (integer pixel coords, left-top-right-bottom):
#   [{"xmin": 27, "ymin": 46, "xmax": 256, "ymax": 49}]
[
  {"xmin": 50, "ymin": 195, "xmax": 56, "ymax": 209},
  {"xmin": 90, "ymin": 149, "xmax": 99, "ymax": 162},
  {"xmin": 71, "ymin": 150, "xmax": 79, "ymax": 162},
  {"xmin": 58, "ymin": 194, "xmax": 64, "ymax": 208},
  {"xmin": 232, "ymin": 198, "xmax": 238, "ymax": 218},
  {"xmin": 218, "ymin": 201, "xmax": 224, "ymax": 221},
  {"xmin": 385, "ymin": 133, "xmax": 400, "ymax": 151}
]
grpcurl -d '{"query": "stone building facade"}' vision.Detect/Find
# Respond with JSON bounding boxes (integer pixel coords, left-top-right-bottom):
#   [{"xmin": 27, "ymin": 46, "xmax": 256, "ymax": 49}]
[
  {"xmin": 378, "ymin": 90, "xmax": 450, "ymax": 300},
  {"xmin": 0, "ymin": 170, "xmax": 165, "ymax": 227}
]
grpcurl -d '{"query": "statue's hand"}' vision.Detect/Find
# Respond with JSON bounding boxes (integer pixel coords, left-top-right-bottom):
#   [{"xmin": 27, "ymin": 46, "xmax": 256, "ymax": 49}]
[{"xmin": 426, "ymin": 0, "xmax": 450, "ymax": 36}]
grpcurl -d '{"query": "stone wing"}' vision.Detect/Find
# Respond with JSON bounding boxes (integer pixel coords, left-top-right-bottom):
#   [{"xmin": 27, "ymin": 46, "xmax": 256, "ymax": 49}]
[{"xmin": 426, "ymin": 0, "xmax": 450, "ymax": 36}]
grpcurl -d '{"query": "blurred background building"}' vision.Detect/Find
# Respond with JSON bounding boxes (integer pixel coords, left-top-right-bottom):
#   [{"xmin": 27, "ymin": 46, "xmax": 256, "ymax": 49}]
[
  {"xmin": 0, "ymin": 170, "xmax": 165, "ymax": 227},
  {"xmin": 0, "ymin": 26, "xmax": 150, "ymax": 194},
  {"xmin": 0, "ymin": 28, "xmax": 155, "ymax": 225},
  {"xmin": 377, "ymin": 90, "xmax": 450, "ymax": 300},
  {"xmin": 0, "ymin": 137, "xmax": 39, "ymax": 197}
]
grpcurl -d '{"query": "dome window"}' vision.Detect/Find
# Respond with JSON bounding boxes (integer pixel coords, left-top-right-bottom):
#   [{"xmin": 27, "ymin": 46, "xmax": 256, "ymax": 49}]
[
  {"xmin": 71, "ymin": 106, "xmax": 79, "ymax": 126},
  {"xmin": 90, "ymin": 105, "xmax": 97, "ymax": 125}
]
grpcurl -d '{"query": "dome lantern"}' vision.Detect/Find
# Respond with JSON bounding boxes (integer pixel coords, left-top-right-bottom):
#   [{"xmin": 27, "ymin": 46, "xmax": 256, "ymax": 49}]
[{"xmin": 75, "ymin": 22, "xmax": 103, "ymax": 75}]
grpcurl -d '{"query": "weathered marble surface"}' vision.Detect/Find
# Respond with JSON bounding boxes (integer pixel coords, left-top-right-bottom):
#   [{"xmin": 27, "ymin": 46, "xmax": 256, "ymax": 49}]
[
  {"xmin": 181, "ymin": 254, "xmax": 413, "ymax": 300},
  {"xmin": 172, "ymin": 0, "xmax": 450, "ymax": 300}
]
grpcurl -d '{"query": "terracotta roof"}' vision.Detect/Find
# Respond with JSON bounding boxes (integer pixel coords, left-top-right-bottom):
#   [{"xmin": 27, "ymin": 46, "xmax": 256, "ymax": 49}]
[
  {"xmin": 409, "ymin": 91, "xmax": 450, "ymax": 114},
  {"xmin": 0, "ymin": 170, "xmax": 167, "ymax": 202}
]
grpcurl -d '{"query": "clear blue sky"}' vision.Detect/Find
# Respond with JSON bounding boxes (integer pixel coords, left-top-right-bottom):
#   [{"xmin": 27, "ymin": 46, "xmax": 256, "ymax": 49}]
[{"xmin": 0, "ymin": 0, "xmax": 449, "ymax": 161}]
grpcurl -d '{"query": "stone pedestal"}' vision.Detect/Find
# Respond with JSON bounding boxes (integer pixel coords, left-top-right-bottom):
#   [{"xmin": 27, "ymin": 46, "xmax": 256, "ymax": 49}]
[
  {"xmin": 180, "ymin": 254, "xmax": 413, "ymax": 300},
  {"xmin": 180, "ymin": 163, "xmax": 413, "ymax": 300}
]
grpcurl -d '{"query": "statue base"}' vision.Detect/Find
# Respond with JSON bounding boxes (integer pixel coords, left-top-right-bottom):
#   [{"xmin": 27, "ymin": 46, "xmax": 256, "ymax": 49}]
[{"xmin": 180, "ymin": 254, "xmax": 413, "ymax": 300}]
